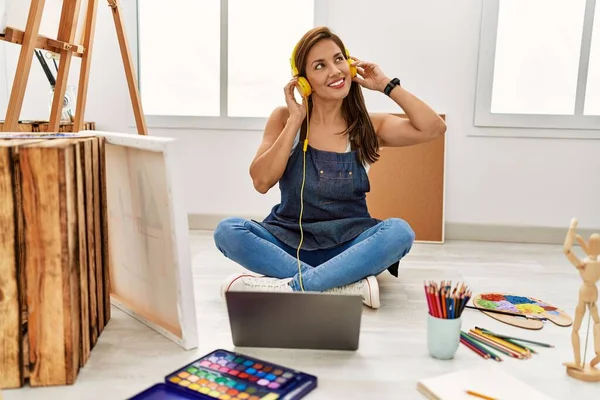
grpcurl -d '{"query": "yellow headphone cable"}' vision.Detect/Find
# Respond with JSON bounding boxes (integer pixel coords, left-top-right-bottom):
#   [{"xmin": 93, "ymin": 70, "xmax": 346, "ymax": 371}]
[{"xmin": 296, "ymin": 99, "xmax": 309, "ymax": 292}]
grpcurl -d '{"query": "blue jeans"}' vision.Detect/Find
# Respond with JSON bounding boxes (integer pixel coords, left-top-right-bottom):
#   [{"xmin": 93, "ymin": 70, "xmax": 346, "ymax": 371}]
[{"xmin": 213, "ymin": 217, "xmax": 415, "ymax": 292}]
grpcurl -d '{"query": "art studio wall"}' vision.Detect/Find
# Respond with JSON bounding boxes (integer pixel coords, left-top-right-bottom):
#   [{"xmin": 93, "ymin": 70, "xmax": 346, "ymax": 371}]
[{"xmin": 1, "ymin": 0, "xmax": 599, "ymax": 239}]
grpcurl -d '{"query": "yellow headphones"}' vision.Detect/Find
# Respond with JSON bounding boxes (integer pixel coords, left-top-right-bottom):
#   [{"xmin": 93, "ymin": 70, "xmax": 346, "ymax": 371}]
[{"xmin": 289, "ymin": 43, "xmax": 357, "ymax": 98}]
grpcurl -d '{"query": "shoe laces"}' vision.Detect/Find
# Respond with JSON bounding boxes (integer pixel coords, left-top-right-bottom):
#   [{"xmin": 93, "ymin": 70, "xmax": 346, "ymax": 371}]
[
  {"xmin": 242, "ymin": 276, "xmax": 292, "ymax": 290},
  {"xmin": 327, "ymin": 279, "xmax": 365, "ymax": 295}
]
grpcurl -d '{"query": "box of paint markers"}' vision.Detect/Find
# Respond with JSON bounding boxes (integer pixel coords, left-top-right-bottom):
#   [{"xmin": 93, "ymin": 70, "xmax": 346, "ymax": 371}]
[{"xmin": 128, "ymin": 349, "xmax": 318, "ymax": 399}]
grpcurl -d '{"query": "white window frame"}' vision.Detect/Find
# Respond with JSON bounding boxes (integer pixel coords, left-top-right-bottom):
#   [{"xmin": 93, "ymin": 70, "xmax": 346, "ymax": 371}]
[
  {"xmin": 473, "ymin": 0, "xmax": 600, "ymax": 138},
  {"xmin": 133, "ymin": 0, "xmax": 316, "ymax": 131}
]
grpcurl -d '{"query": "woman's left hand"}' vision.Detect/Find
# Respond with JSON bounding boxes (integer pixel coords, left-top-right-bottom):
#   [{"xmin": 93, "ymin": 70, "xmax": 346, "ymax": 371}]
[{"xmin": 350, "ymin": 58, "xmax": 391, "ymax": 92}]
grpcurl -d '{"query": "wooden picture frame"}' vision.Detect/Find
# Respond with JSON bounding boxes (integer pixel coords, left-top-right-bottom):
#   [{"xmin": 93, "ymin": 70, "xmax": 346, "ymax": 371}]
[{"xmin": 91, "ymin": 131, "xmax": 198, "ymax": 350}]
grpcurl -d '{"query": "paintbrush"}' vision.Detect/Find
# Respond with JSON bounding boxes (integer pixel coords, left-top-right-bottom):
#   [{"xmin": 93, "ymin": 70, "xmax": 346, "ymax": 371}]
[
  {"xmin": 35, "ymin": 49, "xmax": 55, "ymax": 87},
  {"xmin": 465, "ymin": 305, "xmax": 548, "ymax": 321}
]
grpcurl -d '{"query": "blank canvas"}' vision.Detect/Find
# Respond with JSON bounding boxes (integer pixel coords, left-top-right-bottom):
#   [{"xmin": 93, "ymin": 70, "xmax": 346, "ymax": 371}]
[
  {"xmin": 3, "ymin": 0, "xmax": 88, "ymax": 44},
  {"xmin": 91, "ymin": 131, "xmax": 198, "ymax": 350}
]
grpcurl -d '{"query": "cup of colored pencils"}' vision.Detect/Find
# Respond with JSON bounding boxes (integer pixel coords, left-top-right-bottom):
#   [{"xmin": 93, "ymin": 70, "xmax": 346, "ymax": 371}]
[
  {"xmin": 424, "ymin": 280, "xmax": 471, "ymax": 320},
  {"xmin": 424, "ymin": 281, "xmax": 471, "ymax": 360}
]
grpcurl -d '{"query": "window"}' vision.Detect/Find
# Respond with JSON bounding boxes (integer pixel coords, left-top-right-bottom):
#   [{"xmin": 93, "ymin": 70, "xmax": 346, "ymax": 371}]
[
  {"xmin": 474, "ymin": 0, "xmax": 600, "ymax": 135},
  {"xmin": 137, "ymin": 0, "xmax": 314, "ymax": 129},
  {"xmin": 138, "ymin": 1, "xmax": 220, "ymax": 117}
]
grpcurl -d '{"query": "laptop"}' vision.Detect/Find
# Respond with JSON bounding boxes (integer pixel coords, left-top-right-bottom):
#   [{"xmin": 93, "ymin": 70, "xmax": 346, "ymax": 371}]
[{"xmin": 225, "ymin": 291, "xmax": 363, "ymax": 351}]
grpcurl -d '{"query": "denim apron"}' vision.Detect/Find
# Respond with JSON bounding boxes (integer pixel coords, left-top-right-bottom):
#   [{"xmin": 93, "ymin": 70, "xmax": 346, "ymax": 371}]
[
  {"xmin": 259, "ymin": 130, "xmax": 381, "ymax": 250},
  {"xmin": 258, "ymin": 131, "xmax": 401, "ymax": 276}
]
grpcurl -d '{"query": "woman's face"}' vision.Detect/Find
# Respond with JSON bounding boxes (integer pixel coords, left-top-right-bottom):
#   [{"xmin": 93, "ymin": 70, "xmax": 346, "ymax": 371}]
[{"xmin": 304, "ymin": 39, "xmax": 352, "ymax": 100}]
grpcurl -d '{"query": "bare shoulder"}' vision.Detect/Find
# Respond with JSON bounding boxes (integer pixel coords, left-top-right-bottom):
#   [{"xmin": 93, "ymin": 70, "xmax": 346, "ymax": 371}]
[
  {"xmin": 271, "ymin": 106, "xmax": 291, "ymax": 124},
  {"xmin": 252, "ymin": 106, "xmax": 295, "ymax": 163},
  {"xmin": 263, "ymin": 106, "xmax": 291, "ymax": 140}
]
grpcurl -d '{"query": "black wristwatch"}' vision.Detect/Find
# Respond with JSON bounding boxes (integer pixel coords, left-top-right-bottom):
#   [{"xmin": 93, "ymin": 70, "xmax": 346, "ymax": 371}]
[{"xmin": 383, "ymin": 78, "xmax": 401, "ymax": 96}]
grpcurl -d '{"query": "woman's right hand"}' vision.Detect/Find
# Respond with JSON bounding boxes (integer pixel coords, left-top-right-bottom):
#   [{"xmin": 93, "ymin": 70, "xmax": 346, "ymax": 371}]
[{"xmin": 284, "ymin": 78, "xmax": 307, "ymax": 122}]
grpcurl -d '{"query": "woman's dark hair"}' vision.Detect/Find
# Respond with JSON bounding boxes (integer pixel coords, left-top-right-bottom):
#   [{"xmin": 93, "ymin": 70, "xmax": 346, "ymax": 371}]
[{"xmin": 295, "ymin": 26, "xmax": 380, "ymax": 165}]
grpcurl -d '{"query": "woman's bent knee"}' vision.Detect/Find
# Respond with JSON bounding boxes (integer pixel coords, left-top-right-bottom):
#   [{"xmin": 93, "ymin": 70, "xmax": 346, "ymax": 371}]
[
  {"xmin": 213, "ymin": 217, "xmax": 247, "ymax": 253},
  {"xmin": 385, "ymin": 218, "xmax": 415, "ymax": 253}
]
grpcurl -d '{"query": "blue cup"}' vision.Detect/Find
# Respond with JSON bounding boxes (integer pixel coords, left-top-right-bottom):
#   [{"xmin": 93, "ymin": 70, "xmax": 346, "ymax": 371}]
[{"xmin": 427, "ymin": 313, "xmax": 462, "ymax": 360}]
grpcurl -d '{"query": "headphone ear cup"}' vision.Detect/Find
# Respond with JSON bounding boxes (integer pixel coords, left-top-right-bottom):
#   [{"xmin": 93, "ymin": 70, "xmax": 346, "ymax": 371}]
[
  {"xmin": 345, "ymin": 48, "xmax": 357, "ymax": 78},
  {"xmin": 348, "ymin": 60, "xmax": 357, "ymax": 79},
  {"xmin": 297, "ymin": 76, "xmax": 312, "ymax": 97}
]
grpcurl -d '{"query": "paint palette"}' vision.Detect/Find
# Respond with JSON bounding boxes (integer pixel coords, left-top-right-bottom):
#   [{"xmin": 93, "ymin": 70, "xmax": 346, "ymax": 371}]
[
  {"xmin": 472, "ymin": 293, "xmax": 573, "ymax": 330},
  {"xmin": 129, "ymin": 349, "xmax": 317, "ymax": 399}
]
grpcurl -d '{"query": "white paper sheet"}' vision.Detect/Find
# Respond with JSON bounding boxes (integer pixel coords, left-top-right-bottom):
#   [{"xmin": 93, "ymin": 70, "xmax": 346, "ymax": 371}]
[{"xmin": 417, "ymin": 365, "xmax": 555, "ymax": 400}]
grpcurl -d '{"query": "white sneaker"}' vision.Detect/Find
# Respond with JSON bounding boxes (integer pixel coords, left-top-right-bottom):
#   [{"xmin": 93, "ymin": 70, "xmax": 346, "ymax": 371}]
[
  {"xmin": 221, "ymin": 273, "xmax": 293, "ymax": 298},
  {"xmin": 325, "ymin": 276, "xmax": 380, "ymax": 309}
]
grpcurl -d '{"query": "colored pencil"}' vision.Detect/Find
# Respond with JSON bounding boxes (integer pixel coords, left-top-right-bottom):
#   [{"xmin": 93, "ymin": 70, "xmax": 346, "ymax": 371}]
[
  {"xmin": 433, "ymin": 286, "xmax": 441, "ymax": 317},
  {"xmin": 466, "ymin": 390, "xmax": 498, "ymax": 400},
  {"xmin": 441, "ymin": 289, "xmax": 447, "ymax": 319},
  {"xmin": 475, "ymin": 326, "xmax": 554, "ymax": 348},
  {"xmin": 435, "ymin": 284, "xmax": 443, "ymax": 318},
  {"xmin": 460, "ymin": 337, "xmax": 489, "ymax": 359},
  {"xmin": 424, "ymin": 282, "xmax": 433, "ymax": 315},
  {"xmin": 501, "ymin": 337, "xmax": 538, "ymax": 354}
]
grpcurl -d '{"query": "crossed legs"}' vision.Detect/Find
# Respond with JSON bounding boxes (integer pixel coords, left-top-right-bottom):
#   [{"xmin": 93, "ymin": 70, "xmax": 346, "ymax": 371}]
[
  {"xmin": 213, "ymin": 217, "xmax": 415, "ymax": 292},
  {"xmin": 213, "ymin": 217, "xmax": 314, "ymax": 280}
]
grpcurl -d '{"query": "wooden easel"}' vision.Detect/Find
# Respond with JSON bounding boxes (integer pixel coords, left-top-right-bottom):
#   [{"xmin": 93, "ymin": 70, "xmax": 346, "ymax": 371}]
[{"xmin": 0, "ymin": 0, "xmax": 147, "ymax": 134}]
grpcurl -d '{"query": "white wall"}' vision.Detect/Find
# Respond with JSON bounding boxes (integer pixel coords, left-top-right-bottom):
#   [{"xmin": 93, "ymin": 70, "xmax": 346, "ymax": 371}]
[{"xmin": 1, "ymin": 0, "xmax": 599, "ymax": 230}]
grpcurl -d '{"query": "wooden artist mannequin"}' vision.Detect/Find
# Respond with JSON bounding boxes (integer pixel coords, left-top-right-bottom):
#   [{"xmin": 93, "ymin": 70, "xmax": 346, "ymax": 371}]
[{"xmin": 563, "ymin": 218, "xmax": 600, "ymax": 381}]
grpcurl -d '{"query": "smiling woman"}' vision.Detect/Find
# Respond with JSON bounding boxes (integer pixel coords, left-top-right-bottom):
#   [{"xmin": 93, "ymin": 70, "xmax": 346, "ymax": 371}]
[{"xmin": 213, "ymin": 26, "xmax": 445, "ymax": 309}]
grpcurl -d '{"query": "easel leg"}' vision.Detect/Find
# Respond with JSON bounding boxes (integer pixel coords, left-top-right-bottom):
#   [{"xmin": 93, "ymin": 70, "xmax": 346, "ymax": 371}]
[
  {"xmin": 2, "ymin": 0, "xmax": 47, "ymax": 132},
  {"xmin": 108, "ymin": 0, "xmax": 148, "ymax": 135},
  {"xmin": 49, "ymin": 0, "xmax": 84, "ymax": 132},
  {"xmin": 74, "ymin": 0, "xmax": 100, "ymax": 132}
]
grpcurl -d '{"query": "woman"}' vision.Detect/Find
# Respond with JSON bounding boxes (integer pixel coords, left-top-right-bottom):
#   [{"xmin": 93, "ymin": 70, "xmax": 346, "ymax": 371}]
[{"xmin": 214, "ymin": 27, "xmax": 445, "ymax": 308}]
